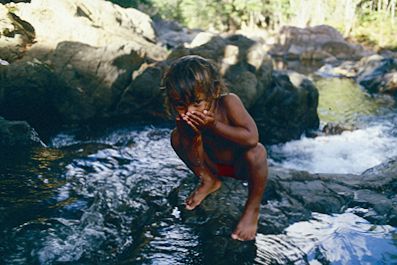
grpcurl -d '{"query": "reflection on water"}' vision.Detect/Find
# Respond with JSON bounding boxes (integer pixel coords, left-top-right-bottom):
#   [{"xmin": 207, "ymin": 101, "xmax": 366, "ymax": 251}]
[
  {"xmin": 1, "ymin": 124, "xmax": 396, "ymax": 264},
  {"xmin": 0, "ymin": 125, "xmax": 186, "ymax": 264},
  {"xmin": 256, "ymin": 212, "xmax": 397, "ymax": 265},
  {"xmin": 314, "ymin": 77, "xmax": 395, "ymax": 124}
]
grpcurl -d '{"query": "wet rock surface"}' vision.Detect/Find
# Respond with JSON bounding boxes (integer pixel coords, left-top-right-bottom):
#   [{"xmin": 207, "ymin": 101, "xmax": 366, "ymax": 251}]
[
  {"xmin": 0, "ymin": 125, "xmax": 395, "ymax": 264},
  {"xmin": 126, "ymin": 156, "xmax": 397, "ymax": 263},
  {"xmin": 250, "ymin": 70, "xmax": 319, "ymax": 144},
  {"xmin": 177, "ymin": 158, "xmax": 397, "ymax": 234},
  {"xmin": 0, "ymin": 116, "xmax": 44, "ymax": 149}
]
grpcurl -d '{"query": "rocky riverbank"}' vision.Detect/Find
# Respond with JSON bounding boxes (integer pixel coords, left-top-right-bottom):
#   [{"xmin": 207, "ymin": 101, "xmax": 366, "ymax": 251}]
[
  {"xmin": 2, "ymin": 0, "xmax": 318, "ymax": 146},
  {"xmin": 1, "ymin": 0, "xmax": 395, "ymax": 147}
]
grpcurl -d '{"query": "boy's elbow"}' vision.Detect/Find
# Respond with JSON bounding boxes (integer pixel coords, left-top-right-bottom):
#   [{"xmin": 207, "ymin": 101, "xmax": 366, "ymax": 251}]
[{"xmin": 245, "ymin": 134, "xmax": 259, "ymax": 148}]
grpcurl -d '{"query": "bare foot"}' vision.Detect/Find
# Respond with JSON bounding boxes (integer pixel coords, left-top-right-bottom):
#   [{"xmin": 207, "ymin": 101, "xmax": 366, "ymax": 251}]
[
  {"xmin": 231, "ymin": 209, "xmax": 259, "ymax": 241},
  {"xmin": 185, "ymin": 179, "xmax": 221, "ymax": 210}
]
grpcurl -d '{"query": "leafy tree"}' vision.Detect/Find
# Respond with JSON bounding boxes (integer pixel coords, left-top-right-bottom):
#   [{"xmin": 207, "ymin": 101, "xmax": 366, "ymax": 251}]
[{"xmin": 106, "ymin": 0, "xmax": 397, "ymax": 48}]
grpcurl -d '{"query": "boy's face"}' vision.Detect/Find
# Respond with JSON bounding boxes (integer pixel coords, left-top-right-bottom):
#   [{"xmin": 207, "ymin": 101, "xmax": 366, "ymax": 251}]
[{"xmin": 170, "ymin": 90, "xmax": 211, "ymax": 116}]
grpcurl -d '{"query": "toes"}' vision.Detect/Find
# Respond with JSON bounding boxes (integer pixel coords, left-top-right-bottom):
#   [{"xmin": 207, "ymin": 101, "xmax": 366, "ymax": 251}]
[
  {"xmin": 185, "ymin": 197, "xmax": 198, "ymax": 210},
  {"xmin": 231, "ymin": 231, "xmax": 256, "ymax": 241},
  {"xmin": 231, "ymin": 233, "xmax": 241, "ymax": 241},
  {"xmin": 185, "ymin": 203, "xmax": 196, "ymax": 210}
]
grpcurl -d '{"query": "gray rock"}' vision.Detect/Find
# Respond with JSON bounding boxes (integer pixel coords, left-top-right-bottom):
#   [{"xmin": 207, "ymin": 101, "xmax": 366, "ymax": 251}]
[
  {"xmin": 161, "ymin": 157, "xmax": 397, "ymax": 262},
  {"xmin": 0, "ymin": 116, "xmax": 44, "ymax": 149},
  {"xmin": 322, "ymin": 122, "xmax": 356, "ymax": 135},
  {"xmin": 250, "ymin": 70, "xmax": 319, "ymax": 144},
  {"xmin": 176, "ymin": 156, "xmax": 397, "ymax": 241},
  {"xmin": 356, "ymin": 55, "xmax": 397, "ymax": 96},
  {"xmin": 153, "ymin": 18, "xmax": 201, "ymax": 49},
  {"xmin": 0, "ymin": 59, "xmax": 67, "ymax": 127},
  {"xmin": 0, "ymin": 0, "xmax": 170, "ymax": 125},
  {"xmin": 11, "ymin": 0, "xmax": 159, "ymax": 55},
  {"xmin": 315, "ymin": 55, "xmax": 397, "ymax": 97},
  {"xmin": 269, "ymin": 25, "xmax": 371, "ymax": 61},
  {"xmin": 48, "ymin": 41, "xmax": 151, "ymax": 121},
  {"xmin": 116, "ymin": 61, "xmax": 167, "ymax": 119}
]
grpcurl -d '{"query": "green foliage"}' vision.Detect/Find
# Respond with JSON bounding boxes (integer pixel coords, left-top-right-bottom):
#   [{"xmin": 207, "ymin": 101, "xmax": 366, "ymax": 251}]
[{"xmin": 106, "ymin": 0, "xmax": 397, "ymax": 49}]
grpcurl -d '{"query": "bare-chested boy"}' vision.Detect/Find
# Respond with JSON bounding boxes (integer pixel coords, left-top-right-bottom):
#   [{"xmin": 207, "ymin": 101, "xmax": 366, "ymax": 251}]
[{"xmin": 163, "ymin": 55, "xmax": 268, "ymax": 241}]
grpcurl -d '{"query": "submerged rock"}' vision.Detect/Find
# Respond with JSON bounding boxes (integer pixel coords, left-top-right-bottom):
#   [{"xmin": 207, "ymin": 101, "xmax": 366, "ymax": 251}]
[
  {"xmin": 0, "ymin": 116, "xmax": 44, "ymax": 149},
  {"xmin": 321, "ymin": 122, "xmax": 356, "ymax": 135}
]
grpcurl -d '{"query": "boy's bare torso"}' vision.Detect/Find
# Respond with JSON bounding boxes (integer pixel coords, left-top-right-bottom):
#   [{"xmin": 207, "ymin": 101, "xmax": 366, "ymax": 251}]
[{"xmin": 201, "ymin": 96, "xmax": 241, "ymax": 164}]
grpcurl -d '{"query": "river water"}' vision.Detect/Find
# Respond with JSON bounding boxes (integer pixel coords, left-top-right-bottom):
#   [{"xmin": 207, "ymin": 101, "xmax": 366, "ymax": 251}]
[{"xmin": 1, "ymin": 73, "xmax": 396, "ymax": 264}]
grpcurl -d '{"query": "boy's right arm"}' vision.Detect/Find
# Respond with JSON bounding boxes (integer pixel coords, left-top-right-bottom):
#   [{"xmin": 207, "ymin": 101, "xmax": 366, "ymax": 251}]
[{"xmin": 175, "ymin": 116, "xmax": 206, "ymax": 169}]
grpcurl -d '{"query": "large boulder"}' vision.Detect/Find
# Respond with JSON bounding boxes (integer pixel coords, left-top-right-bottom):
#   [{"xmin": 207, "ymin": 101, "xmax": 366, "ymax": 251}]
[
  {"xmin": 250, "ymin": 70, "xmax": 319, "ymax": 144},
  {"xmin": 0, "ymin": 0, "xmax": 169, "ymax": 126},
  {"xmin": 48, "ymin": 41, "xmax": 150, "ymax": 121},
  {"xmin": 269, "ymin": 25, "xmax": 372, "ymax": 61},
  {"xmin": 0, "ymin": 42, "xmax": 168, "ymax": 125},
  {"xmin": 6, "ymin": 0, "xmax": 164, "ymax": 61}
]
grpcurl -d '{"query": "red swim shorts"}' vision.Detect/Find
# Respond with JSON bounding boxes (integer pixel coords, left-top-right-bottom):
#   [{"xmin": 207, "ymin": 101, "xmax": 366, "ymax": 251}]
[{"xmin": 216, "ymin": 163, "xmax": 236, "ymax": 178}]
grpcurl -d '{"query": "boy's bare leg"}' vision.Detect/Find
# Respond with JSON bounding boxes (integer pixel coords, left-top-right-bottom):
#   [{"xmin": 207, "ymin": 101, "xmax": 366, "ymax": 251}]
[
  {"xmin": 232, "ymin": 143, "xmax": 268, "ymax": 241},
  {"xmin": 171, "ymin": 129, "xmax": 221, "ymax": 210}
]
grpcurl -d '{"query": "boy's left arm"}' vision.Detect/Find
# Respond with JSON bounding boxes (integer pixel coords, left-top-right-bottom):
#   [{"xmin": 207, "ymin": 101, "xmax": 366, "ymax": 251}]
[{"xmin": 186, "ymin": 94, "xmax": 259, "ymax": 148}]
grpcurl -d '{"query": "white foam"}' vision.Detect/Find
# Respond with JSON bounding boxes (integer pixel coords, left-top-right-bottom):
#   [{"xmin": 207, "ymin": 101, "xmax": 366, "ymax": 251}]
[
  {"xmin": 256, "ymin": 212, "xmax": 396, "ymax": 265},
  {"xmin": 0, "ymin": 58, "xmax": 9, "ymax": 65},
  {"xmin": 269, "ymin": 125, "xmax": 397, "ymax": 174}
]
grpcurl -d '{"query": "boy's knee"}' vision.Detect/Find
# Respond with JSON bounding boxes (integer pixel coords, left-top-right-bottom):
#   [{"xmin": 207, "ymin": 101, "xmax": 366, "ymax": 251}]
[{"xmin": 243, "ymin": 143, "xmax": 267, "ymax": 165}]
